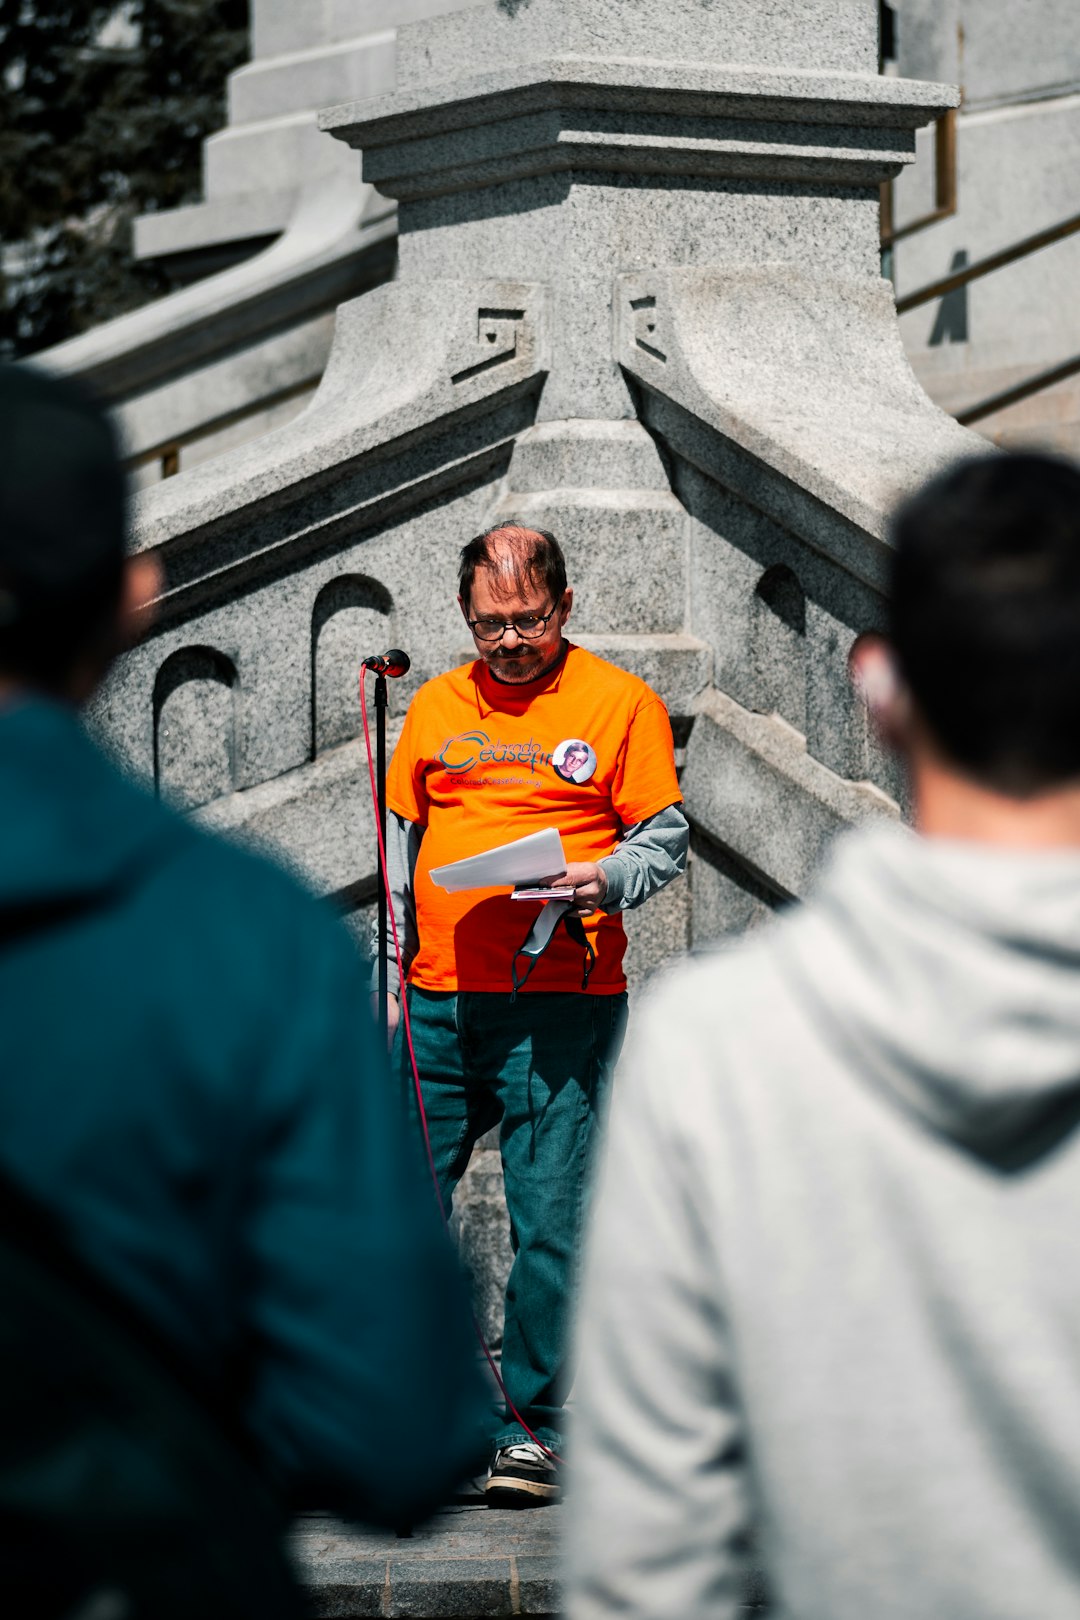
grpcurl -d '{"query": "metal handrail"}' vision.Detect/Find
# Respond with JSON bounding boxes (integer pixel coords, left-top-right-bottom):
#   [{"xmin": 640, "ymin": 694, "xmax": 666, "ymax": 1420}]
[
  {"xmin": 880, "ymin": 108, "xmax": 957, "ymax": 250},
  {"xmin": 956, "ymin": 352, "xmax": 1080, "ymax": 427},
  {"xmin": 884, "ymin": 106, "xmax": 1080, "ymax": 425},
  {"xmin": 896, "ymin": 209, "xmax": 1080, "ymax": 313},
  {"xmin": 126, "ymin": 375, "xmax": 320, "ymax": 481}
]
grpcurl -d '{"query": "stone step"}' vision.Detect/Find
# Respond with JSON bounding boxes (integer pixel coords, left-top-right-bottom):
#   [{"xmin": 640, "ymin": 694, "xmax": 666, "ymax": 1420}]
[
  {"xmin": 292, "ymin": 1503, "xmax": 768, "ymax": 1617},
  {"xmin": 203, "ymin": 112, "xmax": 350, "ymax": 212},
  {"xmin": 138, "ymin": 0, "xmax": 472, "ymax": 261},
  {"xmin": 293, "ymin": 1502, "xmax": 559, "ymax": 1619},
  {"xmin": 911, "ymin": 353, "xmax": 1080, "ymax": 458},
  {"xmin": 253, "ymin": 0, "xmax": 467, "ymax": 61},
  {"xmin": 505, "ymin": 421, "xmax": 671, "ymax": 494},
  {"xmin": 229, "ymin": 33, "xmax": 396, "ymax": 128}
]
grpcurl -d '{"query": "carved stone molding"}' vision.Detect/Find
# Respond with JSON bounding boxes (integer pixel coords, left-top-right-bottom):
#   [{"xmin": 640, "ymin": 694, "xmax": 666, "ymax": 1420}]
[
  {"xmin": 131, "ymin": 279, "xmax": 549, "ymax": 622},
  {"xmin": 613, "ymin": 266, "xmax": 978, "ymax": 590},
  {"xmin": 321, "ymin": 60, "xmax": 959, "ymax": 201}
]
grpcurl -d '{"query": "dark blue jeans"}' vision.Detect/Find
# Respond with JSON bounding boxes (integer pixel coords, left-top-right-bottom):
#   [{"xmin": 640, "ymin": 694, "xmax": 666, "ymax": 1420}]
[{"xmin": 399, "ymin": 987, "xmax": 628, "ymax": 1454}]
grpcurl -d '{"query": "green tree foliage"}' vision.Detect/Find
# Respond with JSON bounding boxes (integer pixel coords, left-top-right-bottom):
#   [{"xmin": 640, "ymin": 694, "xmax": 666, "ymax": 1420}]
[{"xmin": 0, "ymin": 0, "xmax": 248, "ymax": 359}]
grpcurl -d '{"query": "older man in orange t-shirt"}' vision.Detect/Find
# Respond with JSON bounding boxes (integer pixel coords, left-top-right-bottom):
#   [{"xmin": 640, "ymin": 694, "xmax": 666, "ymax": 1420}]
[{"xmin": 376, "ymin": 524, "xmax": 688, "ymax": 1505}]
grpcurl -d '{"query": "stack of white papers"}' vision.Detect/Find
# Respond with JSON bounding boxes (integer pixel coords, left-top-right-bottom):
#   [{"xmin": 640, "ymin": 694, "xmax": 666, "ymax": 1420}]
[{"xmin": 429, "ymin": 827, "xmax": 566, "ymax": 893}]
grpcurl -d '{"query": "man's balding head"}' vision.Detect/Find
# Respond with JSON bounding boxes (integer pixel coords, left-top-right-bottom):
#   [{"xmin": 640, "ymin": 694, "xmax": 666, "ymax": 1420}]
[
  {"xmin": 458, "ymin": 524, "xmax": 567, "ymax": 611},
  {"xmin": 458, "ymin": 524, "xmax": 572, "ymax": 685}
]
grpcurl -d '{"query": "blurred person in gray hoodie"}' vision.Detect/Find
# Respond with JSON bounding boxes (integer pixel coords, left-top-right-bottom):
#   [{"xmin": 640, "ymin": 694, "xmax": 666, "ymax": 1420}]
[{"xmin": 566, "ymin": 450, "xmax": 1080, "ymax": 1620}]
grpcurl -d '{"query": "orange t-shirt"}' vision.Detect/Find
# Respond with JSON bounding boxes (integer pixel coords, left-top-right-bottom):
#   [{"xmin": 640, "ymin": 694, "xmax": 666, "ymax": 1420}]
[{"xmin": 386, "ymin": 644, "xmax": 681, "ymax": 995}]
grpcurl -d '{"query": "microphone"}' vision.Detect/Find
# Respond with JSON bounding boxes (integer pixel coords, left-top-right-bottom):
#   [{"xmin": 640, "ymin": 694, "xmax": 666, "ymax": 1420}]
[{"xmin": 363, "ymin": 649, "xmax": 411, "ymax": 678}]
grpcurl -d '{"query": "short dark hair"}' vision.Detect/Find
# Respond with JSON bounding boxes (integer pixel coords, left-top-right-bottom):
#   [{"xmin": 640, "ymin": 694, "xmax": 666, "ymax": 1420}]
[
  {"xmin": 458, "ymin": 524, "xmax": 566, "ymax": 609},
  {"xmin": 890, "ymin": 450, "xmax": 1080, "ymax": 796},
  {"xmin": 0, "ymin": 364, "xmax": 127, "ymax": 689}
]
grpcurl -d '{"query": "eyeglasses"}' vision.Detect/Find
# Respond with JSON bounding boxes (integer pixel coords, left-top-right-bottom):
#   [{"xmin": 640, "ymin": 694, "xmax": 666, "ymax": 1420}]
[{"xmin": 466, "ymin": 604, "xmax": 560, "ymax": 642}]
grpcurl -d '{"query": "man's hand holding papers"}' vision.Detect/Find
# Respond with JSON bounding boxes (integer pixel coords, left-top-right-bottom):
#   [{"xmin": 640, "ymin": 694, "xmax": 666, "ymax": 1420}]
[
  {"xmin": 532, "ymin": 863, "xmax": 609, "ymax": 918},
  {"xmin": 429, "ymin": 827, "xmax": 609, "ymax": 918}
]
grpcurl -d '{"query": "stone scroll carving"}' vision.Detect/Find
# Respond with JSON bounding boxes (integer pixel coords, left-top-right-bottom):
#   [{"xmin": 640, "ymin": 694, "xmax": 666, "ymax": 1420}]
[
  {"xmin": 614, "ymin": 267, "xmax": 977, "ymax": 579},
  {"xmin": 451, "ymin": 307, "xmax": 527, "ymax": 385},
  {"xmin": 130, "ymin": 280, "xmax": 549, "ymax": 625},
  {"xmin": 630, "ymin": 294, "xmax": 667, "ymax": 365}
]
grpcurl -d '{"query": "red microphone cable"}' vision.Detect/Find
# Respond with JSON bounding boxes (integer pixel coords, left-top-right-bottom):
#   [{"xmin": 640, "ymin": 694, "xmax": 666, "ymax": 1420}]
[{"xmin": 359, "ymin": 667, "xmax": 563, "ymax": 1467}]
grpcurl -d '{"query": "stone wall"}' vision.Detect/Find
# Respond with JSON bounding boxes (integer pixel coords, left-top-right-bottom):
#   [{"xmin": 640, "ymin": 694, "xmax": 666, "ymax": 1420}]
[
  {"xmin": 86, "ymin": 0, "xmax": 984, "ymax": 1343},
  {"xmin": 87, "ymin": 0, "xmax": 981, "ymax": 952}
]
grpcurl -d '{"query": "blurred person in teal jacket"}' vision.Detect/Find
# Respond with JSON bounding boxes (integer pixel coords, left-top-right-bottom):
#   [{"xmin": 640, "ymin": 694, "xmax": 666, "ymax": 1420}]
[{"xmin": 0, "ymin": 364, "xmax": 487, "ymax": 1532}]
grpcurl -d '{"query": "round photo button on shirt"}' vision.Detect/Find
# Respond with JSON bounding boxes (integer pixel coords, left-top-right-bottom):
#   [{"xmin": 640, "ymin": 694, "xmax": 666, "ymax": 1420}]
[{"xmin": 552, "ymin": 738, "xmax": 597, "ymax": 783}]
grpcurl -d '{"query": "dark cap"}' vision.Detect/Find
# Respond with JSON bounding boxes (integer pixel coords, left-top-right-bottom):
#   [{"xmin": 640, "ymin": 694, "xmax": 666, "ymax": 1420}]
[{"xmin": 0, "ymin": 365, "xmax": 126, "ymax": 674}]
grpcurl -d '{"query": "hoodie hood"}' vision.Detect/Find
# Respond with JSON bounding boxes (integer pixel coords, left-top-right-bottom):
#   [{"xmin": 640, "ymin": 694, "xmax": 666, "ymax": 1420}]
[
  {"xmin": 779, "ymin": 820, "xmax": 1080, "ymax": 1161},
  {"xmin": 0, "ymin": 697, "xmax": 184, "ymax": 914}
]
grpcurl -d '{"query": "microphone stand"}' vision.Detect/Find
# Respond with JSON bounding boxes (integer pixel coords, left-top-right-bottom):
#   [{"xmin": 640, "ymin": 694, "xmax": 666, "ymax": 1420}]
[
  {"xmin": 375, "ymin": 668, "xmax": 389, "ymax": 1052},
  {"xmin": 363, "ymin": 649, "xmax": 410, "ymax": 1052}
]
